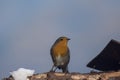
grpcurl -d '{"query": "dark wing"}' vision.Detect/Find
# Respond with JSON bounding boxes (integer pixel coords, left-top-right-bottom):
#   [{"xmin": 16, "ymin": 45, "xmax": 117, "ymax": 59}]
[
  {"xmin": 50, "ymin": 45, "xmax": 56, "ymax": 63},
  {"xmin": 66, "ymin": 47, "xmax": 70, "ymax": 64}
]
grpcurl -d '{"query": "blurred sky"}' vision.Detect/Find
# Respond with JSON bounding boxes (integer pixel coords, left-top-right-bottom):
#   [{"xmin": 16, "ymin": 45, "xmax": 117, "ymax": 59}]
[{"xmin": 0, "ymin": 0, "xmax": 120, "ymax": 78}]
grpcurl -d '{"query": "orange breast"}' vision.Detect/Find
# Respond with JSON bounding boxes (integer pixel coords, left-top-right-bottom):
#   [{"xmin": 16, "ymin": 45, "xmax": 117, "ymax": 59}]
[{"xmin": 53, "ymin": 44, "xmax": 68, "ymax": 57}]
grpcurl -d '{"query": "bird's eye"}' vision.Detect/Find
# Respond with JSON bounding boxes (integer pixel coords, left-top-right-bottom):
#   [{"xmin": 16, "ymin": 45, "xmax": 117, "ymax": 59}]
[{"xmin": 60, "ymin": 38, "xmax": 63, "ymax": 41}]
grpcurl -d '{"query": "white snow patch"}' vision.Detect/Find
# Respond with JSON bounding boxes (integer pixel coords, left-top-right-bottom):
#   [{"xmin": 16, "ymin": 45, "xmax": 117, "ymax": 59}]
[{"xmin": 10, "ymin": 68, "xmax": 35, "ymax": 80}]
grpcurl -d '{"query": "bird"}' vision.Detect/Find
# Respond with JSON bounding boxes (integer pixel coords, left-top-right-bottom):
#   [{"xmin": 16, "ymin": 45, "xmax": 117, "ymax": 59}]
[{"xmin": 50, "ymin": 36, "xmax": 70, "ymax": 73}]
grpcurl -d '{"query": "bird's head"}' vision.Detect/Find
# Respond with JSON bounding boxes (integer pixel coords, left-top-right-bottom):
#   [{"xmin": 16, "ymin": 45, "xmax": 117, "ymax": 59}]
[{"xmin": 55, "ymin": 36, "xmax": 70, "ymax": 46}]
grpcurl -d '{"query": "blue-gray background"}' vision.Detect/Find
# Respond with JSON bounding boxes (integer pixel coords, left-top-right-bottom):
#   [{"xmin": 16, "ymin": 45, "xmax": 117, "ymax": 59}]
[{"xmin": 0, "ymin": 0, "xmax": 120, "ymax": 78}]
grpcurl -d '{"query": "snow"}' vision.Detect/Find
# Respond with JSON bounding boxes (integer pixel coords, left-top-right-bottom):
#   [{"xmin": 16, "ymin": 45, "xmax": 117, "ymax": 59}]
[{"xmin": 10, "ymin": 68, "xmax": 35, "ymax": 80}]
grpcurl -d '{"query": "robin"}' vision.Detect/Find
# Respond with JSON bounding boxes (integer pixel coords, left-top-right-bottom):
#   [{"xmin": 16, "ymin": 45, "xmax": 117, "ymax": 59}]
[{"xmin": 50, "ymin": 36, "xmax": 70, "ymax": 73}]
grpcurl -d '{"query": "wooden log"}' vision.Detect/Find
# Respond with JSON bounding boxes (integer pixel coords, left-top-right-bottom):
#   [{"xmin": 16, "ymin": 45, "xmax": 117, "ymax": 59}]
[
  {"xmin": 28, "ymin": 71, "xmax": 120, "ymax": 80},
  {"xmin": 3, "ymin": 71, "xmax": 120, "ymax": 80}
]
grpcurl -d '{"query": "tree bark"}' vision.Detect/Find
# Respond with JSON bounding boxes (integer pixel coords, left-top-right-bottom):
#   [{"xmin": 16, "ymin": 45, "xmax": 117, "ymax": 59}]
[{"xmin": 3, "ymin": 71, "xmax": 120, "ymax": 80}]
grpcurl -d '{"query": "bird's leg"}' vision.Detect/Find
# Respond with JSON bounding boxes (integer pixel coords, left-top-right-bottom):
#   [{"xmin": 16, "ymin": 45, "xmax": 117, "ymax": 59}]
[
  {"xmin": 62, "ymin": 66, "xmax": 69, "ymax": 73},
  {"xmin": 53, "ymin": 66, "xmax": 57, "ymax": 72},
  {"xmin": 50, "ymin": 65, "xmax": 54, "ymax": 72},
  {"xmin": 50, "ymin": 64, "xmax": 58, "ymax": 72}
]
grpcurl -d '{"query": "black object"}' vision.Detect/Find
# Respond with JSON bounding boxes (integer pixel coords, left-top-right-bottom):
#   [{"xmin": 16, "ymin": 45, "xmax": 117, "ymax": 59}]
[{"xmin": 87, "ymin": 39, "xmax": 120, "ymax": 71}]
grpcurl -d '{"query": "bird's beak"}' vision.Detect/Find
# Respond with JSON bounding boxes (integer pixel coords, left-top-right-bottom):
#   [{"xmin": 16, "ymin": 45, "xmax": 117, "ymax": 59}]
[{"xmin": 67, "ymin": 38, "xmax": 70, "ymax": 40}]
